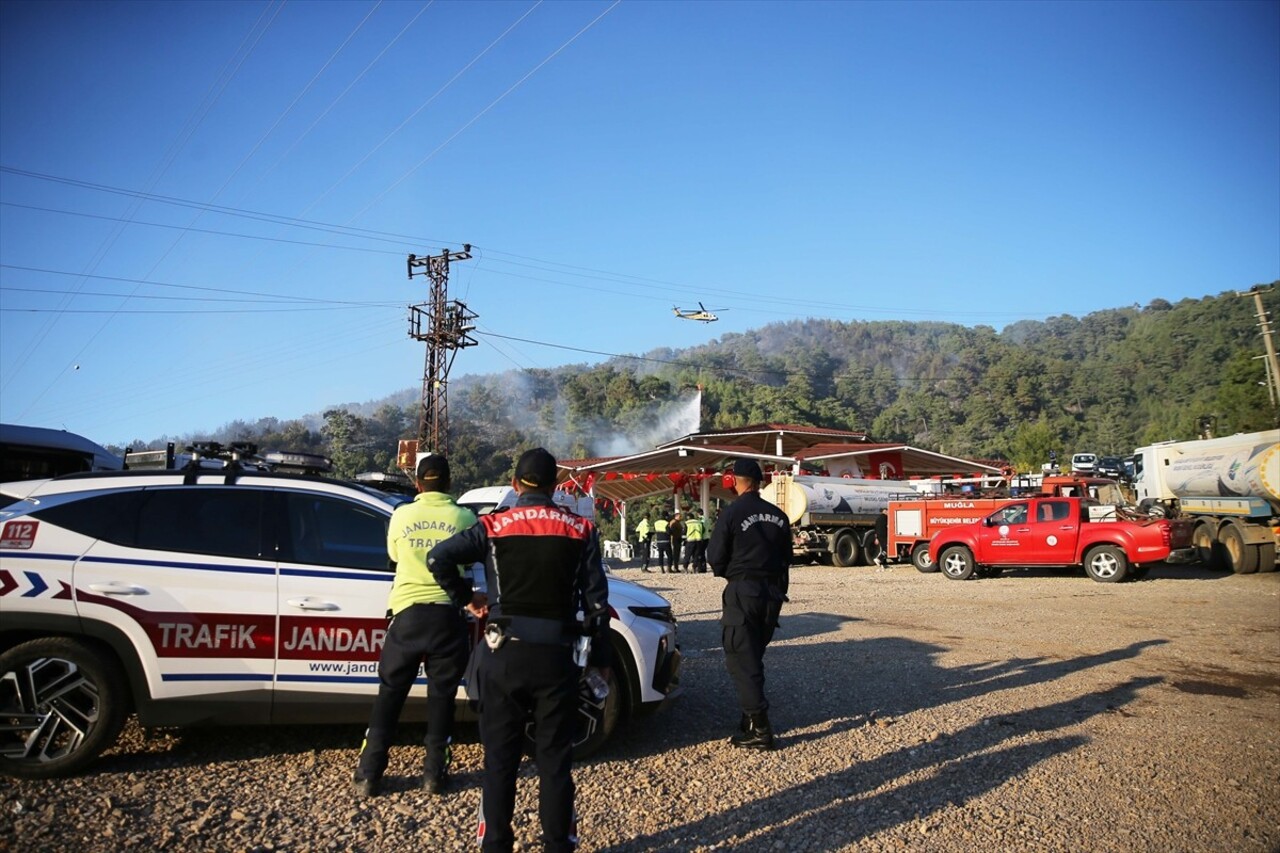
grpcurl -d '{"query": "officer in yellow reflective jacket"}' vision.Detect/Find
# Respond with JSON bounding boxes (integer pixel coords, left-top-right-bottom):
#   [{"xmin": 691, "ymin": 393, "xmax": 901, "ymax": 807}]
[
  {"xmin": 635, "ymin": 515, "xmax": 653, "ymax": 572},
  {"xmin": 683, "ymin": 510, "xmax": 707, "ymax": 573},
  {"xmin": 652, "ymin": 516, "xmax": 672, "ymax": 573},
  {"xmin": 354, "ymin": 454, "xmax": 482, "ymax": 797}
]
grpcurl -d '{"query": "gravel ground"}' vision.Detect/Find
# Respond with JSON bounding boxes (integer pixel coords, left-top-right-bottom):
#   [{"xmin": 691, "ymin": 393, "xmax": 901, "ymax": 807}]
[{"xmin": 3, "ymin": 561, "xmax": 1278, "ymax": 852}]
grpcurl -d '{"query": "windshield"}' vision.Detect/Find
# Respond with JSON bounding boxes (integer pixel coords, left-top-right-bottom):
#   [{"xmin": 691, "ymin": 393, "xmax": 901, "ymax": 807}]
[{"xmin": 1090, "ymin": 482, "xmax": 1127, "ymax": 505}]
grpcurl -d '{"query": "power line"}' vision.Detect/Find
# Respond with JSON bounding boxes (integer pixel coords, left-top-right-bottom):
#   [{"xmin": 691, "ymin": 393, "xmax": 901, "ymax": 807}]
[
  {"xmin": 353, "ymin": 0, "xmax": 616, "ymax": 219},
  {"xmin": 0, "ymin": 305, "xmax": 390, "ymax": 315},
  {"xmin": 2, "ymin": 168, "xmax": 1057, "ymax": 321},
  {"xmin": 0, "ymin": 264, "xmax": 400, "ymax": 305},
  {"xmin": 301, "ymin": 1, "xmax": 545, "ymax": 221},
  {"xmin": 0, "ymin": 202, "xmax": 404, "ymax": 256},
  {"xmin": 0, "ymin": 285, "xmax": 393, "ymax": 306},
  {"xmin": 1, "ymin": 1, "xmax": 288, "ymax": 408}
]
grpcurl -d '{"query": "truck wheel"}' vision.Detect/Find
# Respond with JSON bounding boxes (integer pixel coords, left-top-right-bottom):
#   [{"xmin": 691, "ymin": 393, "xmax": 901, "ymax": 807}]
[
  {"xmin": 911, "ymin": 542, "xmax": 937, "ymax": 573},
  {"xmin": 830, "ymin": 530, "xmax": 860, "ymax": 568},
  {"xmin": 938, "ymin": 546, "xmax": 976, "ymax": 580},
  {"xmin": 1255, "ymin": 543, "xmax": 1277, "ymax": 573},
  {"xmin": 0, "ymin": 637, "xmax": 129, "ymax": 779},
  {"xmin": 860, "ymin": 529, "xmax": 881, "ymax": 566},
  {"xmin": 1218, "ymin": 521, "xmax": 1258, "ymax": 574},
  {"xmin": 1192, "ymin": 521, "xmax": 1223, "ymax": 569},
  {"xmin": 1084, "ymin": 545, "xmax": 1128, "ymax": 582}
]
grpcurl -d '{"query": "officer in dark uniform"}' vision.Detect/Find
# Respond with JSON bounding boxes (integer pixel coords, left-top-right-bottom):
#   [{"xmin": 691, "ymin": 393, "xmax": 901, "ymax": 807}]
[
  {"xmin": 668, "ymin": 512, "xmax": 685, "ymax": 573},
  {"xmin": 354, "ymin": 453, "xmax": 482, "ymax": 797},
  {"xmin": 874, "ymin": 507, "xmax": 890, "ymax": 567},
  {"xmin": 427, "ymin": 448, "xmax": 611, "ymax": 853},
  {"xmin": 707, "ymin": 458, "xmax": 792, "ymax": 750}
]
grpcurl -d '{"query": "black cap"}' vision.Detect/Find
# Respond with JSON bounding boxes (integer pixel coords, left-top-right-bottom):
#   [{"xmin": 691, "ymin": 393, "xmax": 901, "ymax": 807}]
[
  {"xmin": 732, "ymin": 458, "xmax": 764, "ymax": 481},
  {"xmin": 416, "ymin": 453, "xmax": 450, "ymax": 485},
  {"xmin": 515, "ymin": 447, "xmax": 557, "ymax": 489}
]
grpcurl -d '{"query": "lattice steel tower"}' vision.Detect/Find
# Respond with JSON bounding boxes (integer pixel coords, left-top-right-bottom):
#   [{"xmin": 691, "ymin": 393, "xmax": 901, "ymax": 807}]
[{"xmin": 407, "ymin": 245, "xmax": 477, "ymax": 454}]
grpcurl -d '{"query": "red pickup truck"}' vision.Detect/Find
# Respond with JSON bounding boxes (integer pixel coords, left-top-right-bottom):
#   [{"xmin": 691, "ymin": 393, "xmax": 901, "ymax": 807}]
[{"xmin": 927, "ymin": 496, "xmax": 1190, "ymax": 583}]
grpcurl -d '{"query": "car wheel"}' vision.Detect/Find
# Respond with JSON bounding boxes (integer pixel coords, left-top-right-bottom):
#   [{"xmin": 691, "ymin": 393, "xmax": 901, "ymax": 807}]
[
  {"xmin": 1085, "ymin": 545, "xmax": 1128, "ymax": 583},
  {"xmin": 911, "ymin": 542, "xmax": 937, "ymax": 573},
  {"xmin": 0, "ymin": 638, "xmax": 129, "ymax": 779},
  {"xmin": 830, "ymin": 530, "xmax": 860, "ymax": 568},
  {"xmin": 938, "ymin": 546, "xmax": 976, "ymax": 580}
]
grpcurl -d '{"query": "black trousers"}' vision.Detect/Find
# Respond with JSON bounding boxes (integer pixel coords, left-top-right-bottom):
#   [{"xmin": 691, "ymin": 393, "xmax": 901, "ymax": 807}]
[
  {"xmin": 358, "ymin": 603, "xmax": 468, "ymax": 780},
  {"xmin": 640, "ymin": 534, "xmax": 653, "ymax": 569},
  {"xmin": 684, "ymin": 540, "xmax": 707, "ymax": 572},
  {"xmin": 476, "ymin": 639, "xmax": 580, "ymax": 853},
  {"xmin": 693, "ymin": 541, "xmax": 708, "ymax": 573},
  {"xmin": 721, "ymin": 578, "xmax": 783, "ymax": 714},
  {"xmin": 655, "ymin": 539, "xmax": 672, "ymax": 571}
]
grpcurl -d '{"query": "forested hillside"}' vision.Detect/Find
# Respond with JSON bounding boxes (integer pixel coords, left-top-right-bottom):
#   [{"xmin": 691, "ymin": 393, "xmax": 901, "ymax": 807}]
[{"xmin": 118, "ymin": 287, "xmax": 1278, "ymax": 491}]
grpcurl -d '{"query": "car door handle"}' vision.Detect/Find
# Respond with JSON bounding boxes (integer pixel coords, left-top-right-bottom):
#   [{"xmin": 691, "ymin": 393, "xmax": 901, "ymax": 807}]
[
  {"xmin": 287, "ymin": 597, "xmax": 340, "ymax": 611},
  {"xmin": 88, "ymin": 582, "xmax": 147, "ymax": 595}
]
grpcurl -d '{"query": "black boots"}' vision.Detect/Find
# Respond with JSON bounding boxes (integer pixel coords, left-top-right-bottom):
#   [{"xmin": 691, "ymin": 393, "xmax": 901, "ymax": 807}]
[{"xmin": 729, "ymin": 711, "xmax": 775, "ymax": 751}]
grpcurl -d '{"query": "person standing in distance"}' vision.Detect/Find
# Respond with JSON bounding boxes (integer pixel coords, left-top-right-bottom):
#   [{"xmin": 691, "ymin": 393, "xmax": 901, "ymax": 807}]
[
  {"xmin": 682, "ymin": 509, "xmax": 706, "ymax": 573},
  {"xmin": 707, "ymin": 458, "xmax": 792, "ymax": 751},
  {"xmin": 668, "ymin": 512, "xmax": 685, "ymax": 573},
  {"xmin": 635, "ymin": 514, "xmax": 653, "ymax": 572},
  {"xmin": 354, "ymin": 453, "xmax": 483, "ymax": 797},
  {"xmin": 874, "ymin": 506, "xmax": 890, "ymax": 568},
  {"xmin": 427, "ymin": 448, "xmax": 611, "ymax": 853},
  {"xmin": 652, "ymin": 514, "xmax": 672, "ymax": 574}
]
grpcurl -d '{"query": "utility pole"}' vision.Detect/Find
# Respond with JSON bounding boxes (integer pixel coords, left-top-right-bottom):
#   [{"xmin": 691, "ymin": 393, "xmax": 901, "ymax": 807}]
[
  {"xmin": 1239, "ymin": 284, "xmax": 1280, "ymax": 408},
  {"xmin": 406, "ymin": 245, "xmax": 477, "ymax": 456}
]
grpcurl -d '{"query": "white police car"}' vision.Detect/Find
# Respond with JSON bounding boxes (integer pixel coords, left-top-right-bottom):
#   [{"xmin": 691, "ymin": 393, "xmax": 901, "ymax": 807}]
[{"xmin": 0, "ymin": 465, "xmax": 681, "ymax": 778}]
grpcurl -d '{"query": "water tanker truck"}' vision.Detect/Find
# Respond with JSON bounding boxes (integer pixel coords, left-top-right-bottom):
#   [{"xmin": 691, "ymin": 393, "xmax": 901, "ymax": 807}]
[
  {"xmin": 1131, "ymin": 429, "xmax": 1280, "ymax": 573},
  {"xmin": 760, "ymin": 473, "xmax": 909, "ymax": 566}
]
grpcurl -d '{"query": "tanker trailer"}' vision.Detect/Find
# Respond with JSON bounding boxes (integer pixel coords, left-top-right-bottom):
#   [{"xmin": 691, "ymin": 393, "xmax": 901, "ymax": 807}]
[
  {"xmin": 1131, "ymin": 429, "xmax": 1280, "ymax": 573},
  {"xmin": 760, "ymin": 473, "xmax": 913, "ymax": 567}
]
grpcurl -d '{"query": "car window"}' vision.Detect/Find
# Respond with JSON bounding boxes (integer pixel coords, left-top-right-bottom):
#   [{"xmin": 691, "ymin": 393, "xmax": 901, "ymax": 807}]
[
  {"xmin": 1037, "ymin": 501, "xmax": 1072, "ymax": 522},
  {"xmin": 133, "ymin": 488, "xmax": 266, "ymax": 559},
  {"xmin": 993, "ymin": 503, "xmax": 1028, "ymax": 525},
  {"xmin": 282, "ymin": 492, "xmax": 390, "ymax": 572},
  {"xmin": 28, "ymin": 491, "xmax": 143, "ymax": 543}
]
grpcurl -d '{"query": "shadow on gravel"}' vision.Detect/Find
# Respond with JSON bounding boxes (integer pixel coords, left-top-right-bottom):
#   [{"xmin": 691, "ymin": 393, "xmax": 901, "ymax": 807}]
[
  {"xmin": 88, "ymin": 720, "xmax": 484, "ymax": 777},
  {"xmin": 608, "ymin": 611, "xmax": 1168, "ymax": 765},
  {"xmin": 600, "ymin": 675, "xmax": 1163, "ymax": 853}
]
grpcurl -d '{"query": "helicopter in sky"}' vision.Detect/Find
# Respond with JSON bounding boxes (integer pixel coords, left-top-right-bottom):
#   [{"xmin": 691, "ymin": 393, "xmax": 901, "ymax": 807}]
[{"xmin": 672, "ymin": 302, "xmax": 726, "ymax": 323}]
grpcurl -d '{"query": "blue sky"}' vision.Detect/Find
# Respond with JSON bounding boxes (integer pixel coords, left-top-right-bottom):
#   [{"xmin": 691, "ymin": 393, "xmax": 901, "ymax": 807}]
[{"xmin": 1, "ymin": 0, "xmax": 1276, "ymax": 447}]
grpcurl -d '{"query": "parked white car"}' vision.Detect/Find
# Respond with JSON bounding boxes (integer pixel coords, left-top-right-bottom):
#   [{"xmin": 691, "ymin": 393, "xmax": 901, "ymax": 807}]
[
  {"xmin": 0, "ymin": 466, "xmax": 680, "ymax": 778},
  {"xmin": 1070, "ymin": 453, "xmax": 1098, "ymax": 474}
]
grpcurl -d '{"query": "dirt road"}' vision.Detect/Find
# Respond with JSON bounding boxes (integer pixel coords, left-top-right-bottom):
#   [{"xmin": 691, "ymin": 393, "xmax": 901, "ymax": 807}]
[{"xmin": 3, "ymin": 562, "xmax": 1277, "ymax": 852}]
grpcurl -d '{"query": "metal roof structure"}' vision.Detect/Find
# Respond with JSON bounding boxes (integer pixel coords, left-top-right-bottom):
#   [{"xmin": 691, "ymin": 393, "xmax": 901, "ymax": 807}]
[{"xmin": 558, "ymin": 424, "xmax": 1003, "ymax": 504}]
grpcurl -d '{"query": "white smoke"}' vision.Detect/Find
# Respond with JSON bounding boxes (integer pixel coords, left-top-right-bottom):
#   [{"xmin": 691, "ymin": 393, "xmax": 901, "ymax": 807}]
[{"xmin": 592, "ymin": 391, "xmax": 702, "ymax": 457}]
